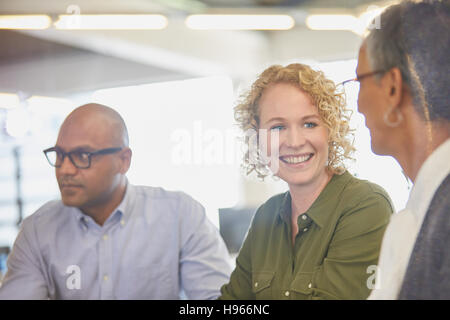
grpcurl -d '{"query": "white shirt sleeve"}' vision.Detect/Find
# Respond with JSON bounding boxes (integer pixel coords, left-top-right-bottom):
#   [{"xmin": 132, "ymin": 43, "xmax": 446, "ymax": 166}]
[
  {"xmin": 177, "ymin": 195, "xmax": 232, "ymax": 300},
  {"xmin": 368, "ymin": 209, "xmax": 418, "ymax": 300}
]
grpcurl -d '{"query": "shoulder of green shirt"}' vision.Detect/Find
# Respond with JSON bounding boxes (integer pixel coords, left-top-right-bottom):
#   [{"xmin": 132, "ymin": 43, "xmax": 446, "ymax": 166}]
[{"xmin": 341, "ymin": 173, "xmax": 395, "ymax": 214}]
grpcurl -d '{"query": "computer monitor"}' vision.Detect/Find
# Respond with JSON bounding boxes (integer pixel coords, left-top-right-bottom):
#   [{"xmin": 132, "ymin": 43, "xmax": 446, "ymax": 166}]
[
  {"xmin": 0, "ymin": 246, "xmax": 10, "ymax": 282},
  {"xmin": 218, "ymin": 207, "xmax": 256, "ymax": 254}
]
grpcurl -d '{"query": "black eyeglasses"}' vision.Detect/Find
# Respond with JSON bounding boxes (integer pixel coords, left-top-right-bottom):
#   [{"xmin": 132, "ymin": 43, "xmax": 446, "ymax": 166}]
[
  {"xmin": 339, "ymin": 69, "xmax": 387, "ymax": 87},
  {"xmin": 43, "ymin": 147, "xmax": 123, "ymax": 169}
]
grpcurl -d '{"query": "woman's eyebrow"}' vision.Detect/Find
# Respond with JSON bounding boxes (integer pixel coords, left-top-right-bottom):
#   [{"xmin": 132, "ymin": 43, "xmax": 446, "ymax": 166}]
[
  {"xmin": 263, "ymin": 117, "xmax": 285, "ymax": 125},
  {"xmin": 262, "ymin": 112, "xmax": 321, "ymax": 126},
  {"xmin": 302, "ymin": 114, "xmax": 321, "ymax": 120}
]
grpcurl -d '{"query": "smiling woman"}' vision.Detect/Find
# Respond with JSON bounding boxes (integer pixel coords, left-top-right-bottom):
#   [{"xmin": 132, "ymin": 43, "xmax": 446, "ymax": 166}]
[
  {"xmin": 219, "ymin": 63, "xmax": 394, "ymax": 300},
  {"xmin": 258, "ymin": 82, "xmax": 331, "ymax": 190},
  {"xmin": 235, "ymin": 63, "xmax": 355, "ymax": 180}
]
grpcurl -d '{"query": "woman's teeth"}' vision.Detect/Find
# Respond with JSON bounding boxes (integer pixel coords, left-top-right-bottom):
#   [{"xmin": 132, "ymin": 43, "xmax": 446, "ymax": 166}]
[{"xmin": 282, "ymin": 154, "xmax": 312, "ymax": 164}]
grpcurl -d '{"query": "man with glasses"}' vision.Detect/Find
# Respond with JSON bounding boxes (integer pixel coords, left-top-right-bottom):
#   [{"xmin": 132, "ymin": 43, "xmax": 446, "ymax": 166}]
[{"xmin": 0, "ymin": 103, "xmax": 232, "ymax": 299}]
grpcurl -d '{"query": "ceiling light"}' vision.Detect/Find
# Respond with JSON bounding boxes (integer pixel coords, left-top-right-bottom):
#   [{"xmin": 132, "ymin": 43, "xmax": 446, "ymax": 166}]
[
  {"xmin": 0, "ymin": 15, "xmax": 51, "ymax": 29},
  {"xmin": 306, "ymin": 4, "xmax": 392, "ymax": 36},
  {"xmin": 306, "ymin": 14, "xmax": 358, "ymax": 32},
  {"xmin": 185, "ymin": 14, "xmax": 295, "ymax": 30},
  {"xmin": 54, "ymin": 14, "xmax": 168, "ymax": 30}
]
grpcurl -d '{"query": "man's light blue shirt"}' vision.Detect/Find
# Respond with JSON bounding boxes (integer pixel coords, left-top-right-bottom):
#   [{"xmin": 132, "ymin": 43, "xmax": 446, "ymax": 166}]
[{"xmin": 0, "ymin": 183, "xmax": 232, "ymax": 299}]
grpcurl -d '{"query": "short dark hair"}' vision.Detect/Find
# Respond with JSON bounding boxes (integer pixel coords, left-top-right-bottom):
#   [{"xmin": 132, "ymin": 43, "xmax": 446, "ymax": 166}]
[{"xmin": 366, "ymin": 0, "xmax": 450, "ymax": 121}]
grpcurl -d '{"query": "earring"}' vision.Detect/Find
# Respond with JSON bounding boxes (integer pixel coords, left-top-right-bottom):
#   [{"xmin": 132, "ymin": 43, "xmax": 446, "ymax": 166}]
[{"xmin": 383, "ymin": 106, "xmax": 403, "ymax": 128}]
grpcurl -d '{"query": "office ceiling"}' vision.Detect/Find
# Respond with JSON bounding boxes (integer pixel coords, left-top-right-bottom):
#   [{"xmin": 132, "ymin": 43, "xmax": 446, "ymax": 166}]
[
  {"xmin": 0, "ymin": 0, "xmax": 381, "ymax": 13},
  {"xmin": 0, "ymin": 30, "xmax": 191, "ymax": 96},
  {"xmin": 197, "ymin": 0, "xmax": 377, "ymax": 9},
  {"xmin": 0, "ymin": 0, "xmax": 387, "ymax": 97}
]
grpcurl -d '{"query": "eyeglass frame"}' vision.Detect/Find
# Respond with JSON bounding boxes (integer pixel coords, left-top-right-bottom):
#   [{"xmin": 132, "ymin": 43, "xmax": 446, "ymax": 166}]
[
  {"xmin": 339, "ymin": 69, "xmax": 387, "ymax": 87},
  {"xmin": 43, "ymin": 146, "xmax": 123, "ymax": 169}
]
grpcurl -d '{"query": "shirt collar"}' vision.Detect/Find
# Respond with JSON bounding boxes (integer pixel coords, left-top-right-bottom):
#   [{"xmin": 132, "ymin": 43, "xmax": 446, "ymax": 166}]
[
  {"xmin": 406, "ymin": 138, "xmax": 450, "ymax": 223},
  {"xmin": 277, "ymin": 171, "xmax": 351, "ymax": 228},
  {"xmin": 277, "ymin": 192, "xmax": 292, "ymax": 225},
  {"xmin": 114, "ymin": 181, "xmax": 135, "ymax": 226},
  {"xmin": 74, "ymin": 180, "xmax": 136, "ymax": 229}
]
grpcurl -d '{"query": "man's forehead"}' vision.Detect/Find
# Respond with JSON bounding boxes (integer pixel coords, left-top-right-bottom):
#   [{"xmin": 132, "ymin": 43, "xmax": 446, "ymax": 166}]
[
  {"xmin": 57, "ymin": 115, "xmax": 114, "ymax": 147},
  {"xmin": 54, "ymin": 144, "xmax": 96, "ymax": 152}
]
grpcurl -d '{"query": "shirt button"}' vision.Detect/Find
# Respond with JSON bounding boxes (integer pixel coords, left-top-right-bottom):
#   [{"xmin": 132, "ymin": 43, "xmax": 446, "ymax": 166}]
[
  {"xmin": 103, "ymin": 235, "xmax": 108, "ymax": 241},
  {"xmin": 254, "ymin": 282, "xmax": 259, "ymax": 288},
  {"xmin": 103, "ymin": 275, "xmax": 109, "ymax": 281},
  {"xmin": 301, "ymin": 215, "xmax": 307, "ymax": 220},
  {"xmin": 284, "ymin": 291, "xmax": 290, "ymax": 297},
  {"xmin": 120, "ymin": 220, "xmax": 125, "ymax": 226},
  {"xmin": 303, "ymin": 227, "xmax": 308, "ymax": 232}
]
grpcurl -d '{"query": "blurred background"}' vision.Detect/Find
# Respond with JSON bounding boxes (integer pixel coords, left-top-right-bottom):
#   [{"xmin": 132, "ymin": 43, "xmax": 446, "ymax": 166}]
[{"xmin": 0, "ymin": 0, "xmax": 410, "ymax": 268}]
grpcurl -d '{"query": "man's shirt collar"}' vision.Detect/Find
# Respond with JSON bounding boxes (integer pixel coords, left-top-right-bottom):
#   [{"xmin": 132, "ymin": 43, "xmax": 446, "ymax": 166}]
[{"xmin": 73, "ymin": 180, "xmax": 136, "ymax": 230}]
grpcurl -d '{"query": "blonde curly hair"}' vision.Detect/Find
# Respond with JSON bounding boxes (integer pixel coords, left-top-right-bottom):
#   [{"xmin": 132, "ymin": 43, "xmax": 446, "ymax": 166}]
[{"xmin": 235, "ymin": 63, "xmax": 355, "ymax": 179}]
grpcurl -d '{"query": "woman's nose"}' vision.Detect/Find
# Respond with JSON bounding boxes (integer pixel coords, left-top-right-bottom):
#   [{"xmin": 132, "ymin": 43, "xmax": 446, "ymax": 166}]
[{"xmin": 286, "ymin": 127, "xmax": 306, "ymax": 149}]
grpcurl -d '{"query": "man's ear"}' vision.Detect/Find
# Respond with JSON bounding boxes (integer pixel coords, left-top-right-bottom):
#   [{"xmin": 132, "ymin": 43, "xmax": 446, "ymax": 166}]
[
  {"xmin": 383, "ymin": 67, "xmax": 404, "ymax": 109},
  {"xmin": 118, "ymin": 148, "xmax": 132, "ymax": 174}
]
